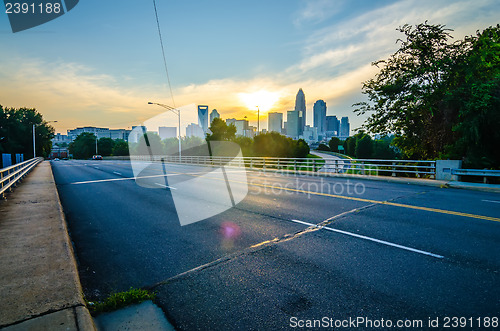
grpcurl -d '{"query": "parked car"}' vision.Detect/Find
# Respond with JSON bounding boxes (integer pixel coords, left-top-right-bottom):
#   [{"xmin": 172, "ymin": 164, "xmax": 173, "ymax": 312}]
[{"xmin": 92, "ymin": 155, "xmax": 103, "ymax": 160}]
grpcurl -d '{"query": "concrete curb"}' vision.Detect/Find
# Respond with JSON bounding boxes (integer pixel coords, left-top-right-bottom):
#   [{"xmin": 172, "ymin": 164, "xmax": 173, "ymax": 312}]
[{"xmin": 0, "ymin": 161, "xmax": 96, "ymax": 330}]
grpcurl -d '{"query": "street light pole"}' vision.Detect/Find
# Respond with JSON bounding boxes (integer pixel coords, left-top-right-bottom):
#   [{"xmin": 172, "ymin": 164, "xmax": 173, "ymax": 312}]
[{"xmin": 147, "ymin": 102, "xmax": 181, "ymax": 158}]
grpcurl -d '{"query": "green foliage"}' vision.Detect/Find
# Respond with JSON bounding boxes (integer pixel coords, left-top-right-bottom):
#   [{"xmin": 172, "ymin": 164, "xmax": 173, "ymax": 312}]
[
  {"xmin": 232, "ymin": 136, "xmax": 253, "ymax": 156},
  {"xmin": 355, "ymin": 134, "xmax": 373, "ymax": 159},
  {"xmin": 294, "ymin": 139, "xmax": 310, "ymax": 158},
  {"xmin": 68, "ymin": 132, "xmax": 96, "ymax": 159},
  {"xmin": 343, "ymin": 137, "xmax": 356, "ymax": 157},
  {"xmin": 354, "ymin": 22, "xmax": 500, "ymax": 167},
  {"xmin": 444, "ymin": 25, "xmax": 500, "ymax": 168},
  {"xmin": 112, "ymin": 139, "xmax": 129, "ymax": 156},
  {"xmin": 0, "ymin": 105, "xmax": 55, "ymax": 158},
  {"xmin": 87, "ymin": 288, "xmax": 156, "ymax": 314},
  {"xmin": 206, "ymin": 118, "xmax": 236, "ymax": 141},
  {"xmin": 328, "ymin": 137, "xmax": 341, "ymax": 153},
  {"xmin": 316, "ymin": 143, "xmax": 330, "ymax": 151},
  {"xmin": 97, "ymin": 137, "xmax": 114, "ymax": 156},
  {"xmin": 161, "ymin": 137, "xmax": 179, "ymax": 155}
]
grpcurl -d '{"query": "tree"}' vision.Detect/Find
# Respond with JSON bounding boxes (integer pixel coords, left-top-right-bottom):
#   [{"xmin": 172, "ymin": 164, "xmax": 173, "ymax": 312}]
[
  {"xmin": 444, "ymin": 25, "xmax": 500, "ymax": 168},
  {"xmin": 232, "ymin": 136, "xmax": 253, "ymax": 157},
  {"xmin": 355, "ymin": 133, "xmax": 373, "ymax": 159},
  {"xmin": 97, "ymin": 137, "xmax": 114, "ymax": 156},
  {"xmin": 373, "ymin": 136, "xmax": 399, "ymax": 159},
  {"xmin": 343, "ymin": 137, "xmax": 356, "ymax": 157},
  {"xmin": 0, "ymin": 105, "xmax": 54, "ymax": 158},
  {"xmin": 69, "ymin": 133, "xmax": 96, "ymax": 159},
  {"xmin": 253, "ymin": 132, "xmax": 293, "ymax": 157},
  {"xmin": 316, "ymin": 143, "xmax": 330, "ymax": 152},
  {"xmin": 354, "ymin": 22, "xmax": 500, "ymax": 167},
  {"xmin": 293, "ymin": 139, "xmax": 310, "ymax": 158},
  {"xmin": 206, "ymin": 118, "xmax": 236, "ymax": 141},
  {"xmin": 354, "ymin": 22, "xmax": 463, "ymax": 159},
  {"xmin": 112, "ymin": 139, "xmax": 129, "ymax": 156},
  {"xmin": 328, "ymin": 137, "xmax": 341, "ymax": 152}
]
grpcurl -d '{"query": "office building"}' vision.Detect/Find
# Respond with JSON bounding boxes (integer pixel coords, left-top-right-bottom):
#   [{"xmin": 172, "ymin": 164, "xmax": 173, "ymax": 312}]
[
  {"xmin": 186, "ymin": 123, "xmax": 204, "ymax": 139},
  {"xmin": 159, "ymin": 126, "xmax": 177, "ymax": 140},
  {"xmin": 198, "ymin": 105, "xmax": 209, "ymax": 133},
  {"xmin": 340, "ymin": 117, "xmax": 350, "ymax": 139},
  {"xmin": 210, "ymin": 109, "xmax": 220, "ymax": 125},
  {"xmin": 286, "ymin": 110, "xmax": 300, "ymax": 139},
  {"xmin": 268, "ymin": 112, "xmax": 283, "ymax": 133},
  {"xmin": 128, "ymin": 126, "xmax": 147, "ymax": 143},
  {"xmin": 302, "ymin": 125, "xmax": 318, "ymax": 143},
  {"xmin": 326, "ymin": 116, "xmax": 340, "ymax": 137},
  {"xmin": 225, "ymin": 118, "xmax": 250, "ymax": 137},
  {"xmin": 294, "ymin": 88, "xmax": 306, "ymax": 135},
  {"xmin": 313, "ymin": 100, "xmax": 327, "ymax": 135}
]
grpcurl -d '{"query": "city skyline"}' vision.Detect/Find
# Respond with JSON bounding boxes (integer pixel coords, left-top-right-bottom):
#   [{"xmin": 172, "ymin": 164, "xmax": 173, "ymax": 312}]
[{"xmin": 1, "ymin": 1, "xmax": 498, "ymax": 134}]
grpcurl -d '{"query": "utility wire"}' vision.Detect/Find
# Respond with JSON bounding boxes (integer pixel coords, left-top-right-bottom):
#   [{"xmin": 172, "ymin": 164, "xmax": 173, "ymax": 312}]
[{"xmin": 152, "ymin": 0, "xmax": 176, "ymax": 108}]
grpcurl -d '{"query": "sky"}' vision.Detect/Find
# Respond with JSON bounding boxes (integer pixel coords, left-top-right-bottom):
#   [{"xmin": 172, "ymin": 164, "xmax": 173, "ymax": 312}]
[{"xmin": 0, "ymin": 0, "xmax": 499, "ymax": 135}]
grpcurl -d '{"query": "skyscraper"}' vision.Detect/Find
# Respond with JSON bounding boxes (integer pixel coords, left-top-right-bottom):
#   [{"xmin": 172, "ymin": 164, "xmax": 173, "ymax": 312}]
[
  {"xmin": 268, "ymin": 112, "xmax": 283, "ymax": 133},
  {"xmin": 159, "ymin": 126, "xmax": 177, "ymax": 140},
  {"xmin": 295, "ymin": 88, "xmax": 306, "ymax": 135},
  {"xmin": 340, "ymin": 117, "xmax": 350, "ymax": 138},
  {"xmin": 286, "ymin": 110, "xmax": 300, "ymax": 139},
  {"xmin": 209, "ymin": 109, "xmax": 220, "ymax": 125},
  {"xmin": 313, "ymin": 100, "xmax": 327, "ymax": 135},
  {"xmin": 326, "ymin": 116, "xmax": 340, "ymax": 136},
  {"xmin": 198, "ymin": 105, "xmax": 209, "ymax": 133}
]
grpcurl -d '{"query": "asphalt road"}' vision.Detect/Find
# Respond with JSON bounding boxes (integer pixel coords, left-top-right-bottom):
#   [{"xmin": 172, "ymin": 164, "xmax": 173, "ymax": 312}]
[{"xmin": 51, "ymin": 159, "xmax": 500, "ymax": 330}]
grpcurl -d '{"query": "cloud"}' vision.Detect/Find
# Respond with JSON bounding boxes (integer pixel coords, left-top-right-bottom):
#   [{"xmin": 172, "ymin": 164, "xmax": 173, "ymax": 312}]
[
  {"xmin": 293, "ymin": 0, "xmax": 345, "ymax": 27},
  {"xmin": 1, "ymin": 0, "xmax": 498, "ymax": 133}
]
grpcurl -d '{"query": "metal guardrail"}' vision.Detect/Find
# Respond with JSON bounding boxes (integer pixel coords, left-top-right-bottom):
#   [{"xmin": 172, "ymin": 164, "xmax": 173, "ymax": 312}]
[
  {"xmin": 120, "ymin": 155, "xmax": 436, "ymax": 178},
  {"xmin": 452, "ymin": 169, "xmax": 500, "ymax": 183},
  {"xmin": 0, "ymin": 157, "xmax": 43, "ymax": 198}
]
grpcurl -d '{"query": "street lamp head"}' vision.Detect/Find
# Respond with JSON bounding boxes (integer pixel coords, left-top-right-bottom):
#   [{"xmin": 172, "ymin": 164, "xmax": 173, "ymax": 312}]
[{"xmin": 148, "ymin": 102, "xmax": 153, "ymax": 104}]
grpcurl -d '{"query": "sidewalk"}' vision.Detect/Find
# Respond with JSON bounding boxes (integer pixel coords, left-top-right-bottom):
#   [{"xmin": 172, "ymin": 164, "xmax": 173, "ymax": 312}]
[{"xmin": 0, "ymin": 161, "xmax": 95, "ymax": 330}]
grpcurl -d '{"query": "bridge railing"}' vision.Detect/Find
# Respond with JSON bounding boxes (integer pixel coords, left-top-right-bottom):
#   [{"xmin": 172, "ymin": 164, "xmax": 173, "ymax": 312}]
[
  {"xmin": 122, "ymin": 155, "xmax": 436, "ymax": 179},
  {"xmin": 451, "ymin": 169, "xmax": 500, "ymax": 184},
  {"xmin": 0, "ymin": 157, "xmax": 44, "ymax": 198}
]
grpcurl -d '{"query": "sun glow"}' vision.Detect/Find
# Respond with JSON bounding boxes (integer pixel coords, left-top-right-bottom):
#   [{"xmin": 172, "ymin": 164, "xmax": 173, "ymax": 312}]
[{"xmin": 238, "ymin": 90, "xmax": 281, "ymax": 112}]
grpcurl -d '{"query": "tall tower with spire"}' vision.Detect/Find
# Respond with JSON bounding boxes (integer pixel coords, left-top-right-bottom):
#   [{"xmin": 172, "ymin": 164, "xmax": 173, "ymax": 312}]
[{"xmin": 295, "ymin": 88, "xmax": 306, "ymax": 135}]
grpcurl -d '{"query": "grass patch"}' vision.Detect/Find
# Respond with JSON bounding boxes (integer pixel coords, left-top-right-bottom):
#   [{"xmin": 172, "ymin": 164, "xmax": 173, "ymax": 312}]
[{"xmin": 86, "ymin": 287, "xmax": 156, "ymax": 314}]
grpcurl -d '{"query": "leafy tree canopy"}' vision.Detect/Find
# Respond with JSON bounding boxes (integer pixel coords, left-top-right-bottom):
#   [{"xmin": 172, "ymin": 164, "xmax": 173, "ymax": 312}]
[
  {"xmin": 0, "ymin": 105, "xmax": 54, "ymax": 158},
  {"xmin": 354, "ymin": 22, "xmax": 500, "ymax": 168}
]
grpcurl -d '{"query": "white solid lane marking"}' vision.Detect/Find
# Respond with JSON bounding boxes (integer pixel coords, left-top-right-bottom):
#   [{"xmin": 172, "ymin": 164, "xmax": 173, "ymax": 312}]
[
  {"xmin": 290, "ymin": 219, "xmax": 444, "ymax": 259},
  {"xmin": 113, "ymin": 171, "xmax": 122, "ymax": 175},
  {"xmin": 70, "ymin": 170, "xmax": 217, "ymax": 185},
  {"xmin": 482, "ymin": 199, "xmax": 500, "ymax": 204},
  {"xmin": 154, "ymin": 183, "xmax": 177, "ymax": 190}
]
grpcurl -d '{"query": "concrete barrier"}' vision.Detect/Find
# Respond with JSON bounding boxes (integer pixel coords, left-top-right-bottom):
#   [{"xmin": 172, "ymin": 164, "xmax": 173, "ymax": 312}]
[{"xmin": 0, "ymin": 161, "xmax": 96, "ymax": 330}]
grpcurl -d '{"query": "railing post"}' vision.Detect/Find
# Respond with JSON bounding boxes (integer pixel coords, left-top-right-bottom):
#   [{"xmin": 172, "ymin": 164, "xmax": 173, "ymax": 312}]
[
  {"xmin": 392, "ymin": 162, "xmax": 396, "ymax": 177},
  {"xmin": 294, "ymin": 160, "xmax": 297, "ymax": 172},
  {"xmin": 313, "ymin": 159, "xmax": 316, "ymax": 172}
]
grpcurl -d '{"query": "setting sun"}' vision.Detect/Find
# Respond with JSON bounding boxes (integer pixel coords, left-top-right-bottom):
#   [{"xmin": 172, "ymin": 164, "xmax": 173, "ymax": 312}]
[{"xmin": 238, "ymin": 90, "xmax": 281, "ymax": 113}]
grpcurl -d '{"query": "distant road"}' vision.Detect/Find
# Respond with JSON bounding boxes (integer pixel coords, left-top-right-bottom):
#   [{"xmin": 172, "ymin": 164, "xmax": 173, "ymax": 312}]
[
  {"xmin": 310, "ymin": 150, "xmax": 350, "ymax": 172},
  {"xmin": 52, "ymin": 159, "xmax": 500, "ymax": 330}
]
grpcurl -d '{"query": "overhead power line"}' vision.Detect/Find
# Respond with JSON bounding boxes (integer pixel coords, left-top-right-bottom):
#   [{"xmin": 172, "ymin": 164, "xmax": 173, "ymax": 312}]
[{"xmin": 152, "ymin": 0, "xmax": 176, "ymax": 108}]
